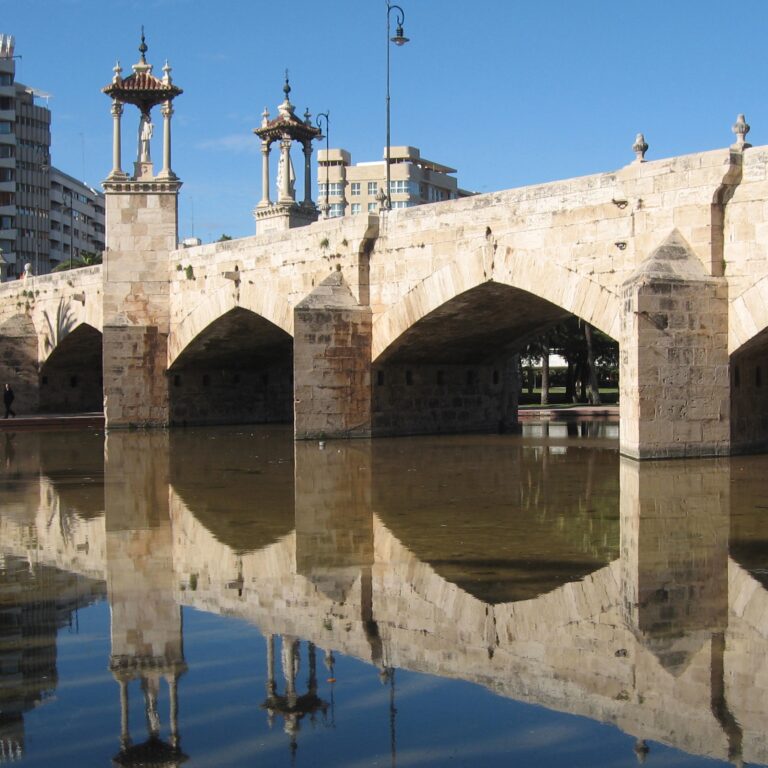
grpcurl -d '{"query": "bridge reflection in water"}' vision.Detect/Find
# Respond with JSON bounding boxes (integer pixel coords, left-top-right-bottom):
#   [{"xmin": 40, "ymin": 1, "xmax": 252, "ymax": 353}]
[{"xmin": 0, "ymin": 426, "xmax": 766, "ymax": 766}]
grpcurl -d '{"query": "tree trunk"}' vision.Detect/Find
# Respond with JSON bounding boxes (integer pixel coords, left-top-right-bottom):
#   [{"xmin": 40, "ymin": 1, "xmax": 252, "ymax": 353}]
[
  {"xmin": 565, "ymin": 361, "xmax": 575, "ymax": 402},
  {"xmin": 584, "ymin": 323, "xmax": 601, "ymax": 405}
]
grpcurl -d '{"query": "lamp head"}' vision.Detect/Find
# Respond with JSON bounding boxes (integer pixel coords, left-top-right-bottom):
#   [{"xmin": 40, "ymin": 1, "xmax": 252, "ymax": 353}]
[{"xmin": 391, "ymin": 24, "xmax": 409, "ymax": 45}]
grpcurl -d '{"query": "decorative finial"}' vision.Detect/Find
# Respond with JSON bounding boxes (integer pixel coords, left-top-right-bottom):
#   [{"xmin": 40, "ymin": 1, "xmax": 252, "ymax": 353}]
[
  {"xmin": 632, "ymin": 132, "xmax": 648, "ymax": 163},
  {"xmin": 112, "ymin": 60, "xmax": 122, "ymax": 83},
  {"xmin": 261, "ymin": 107, "xmax": 270, "ymax": 127},
  {"xmin": 731, "ymin": 113, "xmax": 751, "ymax": 150},
  {"xmin": 162, "ymin": 60, "xmax": 172, "ymax": 84},
  {"xmin": 139, "ymin": 26, "xmax": 148, "ymax": 62},
  {"xmin": 131, "ymin": 26, "xmax": 152, "ymax": 74},
  {"xmin": 304, "ymin": 107, "xmax": 312, "ymax": 126},
  {"xmin": 283, "ymin": 69, "xmax": 291, "ymax": 99}
]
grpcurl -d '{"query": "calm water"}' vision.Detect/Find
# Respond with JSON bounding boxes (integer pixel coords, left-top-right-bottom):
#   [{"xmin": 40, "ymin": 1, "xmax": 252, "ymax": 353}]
[{"xmin": 0, "ymin": 421, "xmax": 767, "ymax": 767}]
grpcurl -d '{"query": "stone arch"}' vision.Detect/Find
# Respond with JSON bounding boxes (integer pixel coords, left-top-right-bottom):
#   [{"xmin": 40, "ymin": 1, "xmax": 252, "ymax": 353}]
[
  {"xmin": 169, "ymin": 282, "xmax": 294, "ymax": 368},
  {"xmin": 372, "ymin": 247, "xmax": 621, "ymax": 362},
  {"xmin": 729, "ymin": 274, "xmax": 768, "ymax": 355},
  {"xmin": 168, "ymin": 306, "xmax": 294, "ymax": 427},
  {"xmin": 38, "ymin": 323, "xmax": 103, "ymax": 413}
]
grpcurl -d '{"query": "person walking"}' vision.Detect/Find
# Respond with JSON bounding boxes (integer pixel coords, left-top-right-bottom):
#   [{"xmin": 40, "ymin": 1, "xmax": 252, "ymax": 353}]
[{"xmin": 3, "ymin": 384, "xmax": 15, "ymax": 419}]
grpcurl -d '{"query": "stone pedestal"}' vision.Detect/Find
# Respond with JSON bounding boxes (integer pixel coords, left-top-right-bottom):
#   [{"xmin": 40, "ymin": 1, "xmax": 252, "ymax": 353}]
[
  {"xmin": 102, "ymin": 179, "xmax": 181, "ymax": 428},
  {"xmin": 620, "ymin": 232, "xmax": 730, "ymax": 458},
  {"xmin": 254, "ymin": 202, "xmax": 318, "ymax": 234},
  {"xmin": 294, "ymin": 273, "xmax": 372, "ymax": 439}
]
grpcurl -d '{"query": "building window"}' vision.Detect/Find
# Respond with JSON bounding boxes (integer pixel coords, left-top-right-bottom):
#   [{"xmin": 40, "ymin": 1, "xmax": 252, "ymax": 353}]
[
  {"xmin": 367, "ymin": 181, "xmax": 378, "ymax": 196},
  {"xmin": 391, "ymin": 200, "xmax": 412, "ymax": 209},
  {"xmin": 329, "ymin": 202, "xmax": 344, "ymax": 218},
  {"xmin": 368, "ymin": 202, "xmax": 377, "ymax": 213},
  {"xmin": 318, "ymin": 182, "xmax": 343, "ymax": 198},
  {"xmin": 351, "ymin": 203, "xmax": 361, "ymax": 215},
  {"xmin": 388, "ymin": 179, "xmax": 414, "ymax": 195},
  {"xmin": 351, "ymin": 182, "xmax": 361, "ymax": 196},
  {"xmin": 0, "ymin": 145, "xmax": 12, "ymax": 158},
  {"xmin": 0, "ymin": 74, "xmax": 11, "ymax": 86},
  {"xmin": 0, "ymin": 122, "xmax": 12, "ymax": 135},
  {"xmin": 0, "ymin": 215, "xmax": 12, "ymax": 229},
  {"xmin": 0, "ymin": 168, "xmax": 14, "ymax": 182}
]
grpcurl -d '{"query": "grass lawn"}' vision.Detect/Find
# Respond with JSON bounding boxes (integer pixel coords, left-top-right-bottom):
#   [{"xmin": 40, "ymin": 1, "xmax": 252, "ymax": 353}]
[{"xmin": 519, "ymin": 387, "xmax": 619, "ymax": 406}]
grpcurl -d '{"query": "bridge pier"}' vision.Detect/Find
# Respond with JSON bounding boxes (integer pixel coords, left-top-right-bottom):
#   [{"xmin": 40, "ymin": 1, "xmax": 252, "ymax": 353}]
[
  {"xmin": 294, "ymin": 273, "xmax": 372, "ymax": 439},
  {"xmin": 620, "ymin": 232, "xmax": 730, "ymax": 459},
  {"xmin": 102, "ymin": 183, "xmax": 180, "ymax": 428}
]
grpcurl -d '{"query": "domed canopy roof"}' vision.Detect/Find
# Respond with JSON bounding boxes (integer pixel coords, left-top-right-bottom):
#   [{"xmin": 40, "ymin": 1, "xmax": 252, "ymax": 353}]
[
  {"xmin": 103, "ymin": 31, "xmax": 182, "ymax": 116},
  {"xmin": 254, "ymin": 76, "xmax": 321, "ymax": 144}
]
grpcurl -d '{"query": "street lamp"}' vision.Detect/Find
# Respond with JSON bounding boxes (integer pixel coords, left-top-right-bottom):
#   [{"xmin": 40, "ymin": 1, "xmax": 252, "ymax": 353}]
[
  {"xmin": 65, "ymin": 191, "xmax": 74, "ymax": 270},
  {"xmin": 385, "ymin": 1, "xmax": 409, "ymax": 211},
  {"xmin": 35, "ymin": 148, "xmax": 49, "ymax": 276},
  {"xmin": 316, "ymin": 111, "xmax": 330, "ymax": 218}
]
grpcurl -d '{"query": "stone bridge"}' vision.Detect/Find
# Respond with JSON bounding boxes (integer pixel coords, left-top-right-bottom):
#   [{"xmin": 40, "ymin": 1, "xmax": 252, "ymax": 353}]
[
  {"xmin": 2, "ymin": 141, "xmax": 768, "ymax": 456},
  {"xmin": 2, "ymin": 434, "xmax": 768, "ymax": 764}
]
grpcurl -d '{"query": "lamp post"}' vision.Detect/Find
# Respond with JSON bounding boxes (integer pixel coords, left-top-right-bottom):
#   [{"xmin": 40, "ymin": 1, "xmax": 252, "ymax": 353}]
[
  {"xmin": 65, "ymin": 191, "xmax": 74, "ymax": 270},
  {"xmin": 316, "ymin": 111, "xmax": 330, "ymax": 218},
  {"xmin": 385, "ymin": 1, "xmax": 409, "ymax": 210},
  {"xmin": 35, "ymin": 148, "xmax": 49, "ymax": 276}
]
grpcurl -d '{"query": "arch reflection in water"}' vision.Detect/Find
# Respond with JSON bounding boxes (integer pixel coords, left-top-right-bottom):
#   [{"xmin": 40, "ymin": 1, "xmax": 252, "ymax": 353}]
[{"xmin": 1, "ymin": 427, "xmax": 768, "ymax": 765}]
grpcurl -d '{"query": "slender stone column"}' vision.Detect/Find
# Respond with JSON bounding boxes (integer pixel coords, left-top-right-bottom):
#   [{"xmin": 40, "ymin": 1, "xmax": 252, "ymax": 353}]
[
  {"xmin": 168, "ymin": 676, "xmax": 179, "ymax": 749},
  {"xmin": 302, "ymin": 139, "xmax": 312, "ymax": 207},
  {"xmin": 266, "ymin": 634, "xmax": 276, "ymax": 695},
  {"xmin": 260, "ymin": 141, "xmax": 271, "ymax": 206},
  {"xmin": 110, "ymin": 100, "xmax": 124, "ymax": 178},
  {"xmin": 278, "ymin": 138, "xmax": 293, "ymax": 203},
  {"xmin": 160, "ymin": 100, "xmax": 174, "ymax": 178},
  {"xmin": 119, "ymin": 679, "xmax": 130, "ymax": 748}
]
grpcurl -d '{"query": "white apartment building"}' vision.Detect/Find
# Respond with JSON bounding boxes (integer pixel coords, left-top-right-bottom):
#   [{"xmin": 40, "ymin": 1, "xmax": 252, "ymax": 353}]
[
  {"xmin": 0, "ymin": 34, "xmax": 51, "ymax": 278},
  {"xmin": 0, "ymin": 34, "xmax": 104, "ymax": 278},
  {"xmin": 316, "ymin": 145, "xmax": 471, "ymax": 217},
  {"xmin": 49, "ymin": 168, "xmax": 105, "ymax": 269}
]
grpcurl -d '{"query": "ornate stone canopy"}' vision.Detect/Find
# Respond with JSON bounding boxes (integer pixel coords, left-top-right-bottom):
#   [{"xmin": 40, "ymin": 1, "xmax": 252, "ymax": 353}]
[
  {"xmin": 102, "ymin": 31, "xmax": 182, "ymax": 184},
  {"xmin": 254, "ymin": 77, "xmax": 321, "ymax": 146},
  {"xmin": 102, "ymin": 32, "xmax": 182, "ymax": 117},
  {"xmin": 253, "ymin": 76, "xmax": 322, "ymax": 232}
]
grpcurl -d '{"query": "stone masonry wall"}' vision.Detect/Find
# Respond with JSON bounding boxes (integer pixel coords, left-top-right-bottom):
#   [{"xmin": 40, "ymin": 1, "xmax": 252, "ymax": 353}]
[
  {"xmin": 372, "ymin": 359, "xmax": 518, "ymax": 436},
  {"xmin": 169, "ymin": 357, "xmax": 292, "ymax": 426}
]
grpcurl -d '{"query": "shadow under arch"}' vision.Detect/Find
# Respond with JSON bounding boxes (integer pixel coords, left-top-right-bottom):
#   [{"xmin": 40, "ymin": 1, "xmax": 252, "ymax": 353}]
[
  {"xmin": 372, "ymin": 281, "xmax": 619, "ymax": 436},
  {"xmin": 730, "ymin": 325, "xmax": 768, "ymax": 453},
  {"xmin": 39, "ymin": 323, "xmax": 103, "ymax": 413},
  {"xmin": 168, "ymin": 427, "xmax": 295, "ymax": 553},
  {"xmin": 169, "ymin": 307, "xmax": 293, "ymax": 427},
  {"xmin": 0, "ymin": 313, "xmax": 40, "ymax": 413},
  {"xmin": 370, "ymin": 436, "xmax": 620, "ymax": 604}
]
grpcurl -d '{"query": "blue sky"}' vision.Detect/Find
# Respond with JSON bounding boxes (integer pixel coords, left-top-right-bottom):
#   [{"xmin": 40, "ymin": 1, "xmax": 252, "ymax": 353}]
[{"xmin": 7, "ymin": 0, "xmax": 768, "ymax": 241}]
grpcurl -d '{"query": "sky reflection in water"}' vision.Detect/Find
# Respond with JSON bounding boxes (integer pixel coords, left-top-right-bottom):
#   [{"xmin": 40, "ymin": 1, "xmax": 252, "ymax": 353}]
[{"xmin": 0, "ymin": 422, "xmax": 766, "ymax": 767}]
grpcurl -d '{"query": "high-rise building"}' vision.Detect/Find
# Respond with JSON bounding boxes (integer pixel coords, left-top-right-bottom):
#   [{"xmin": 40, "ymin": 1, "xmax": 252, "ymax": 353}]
[
  {"xmin": 0, "ymin": 34, "xmax": 51, "ymax": 278},
  {"xmin": 0, "ymin": 34, "xmax": 104, "ymax": 278},
  {"xmin": 316, "ymin": 145, "xmax": 472, "ymax": 218},
  {"xmin": 49, "ymin": 168, "xmax": 105, "ymax": 269}
]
